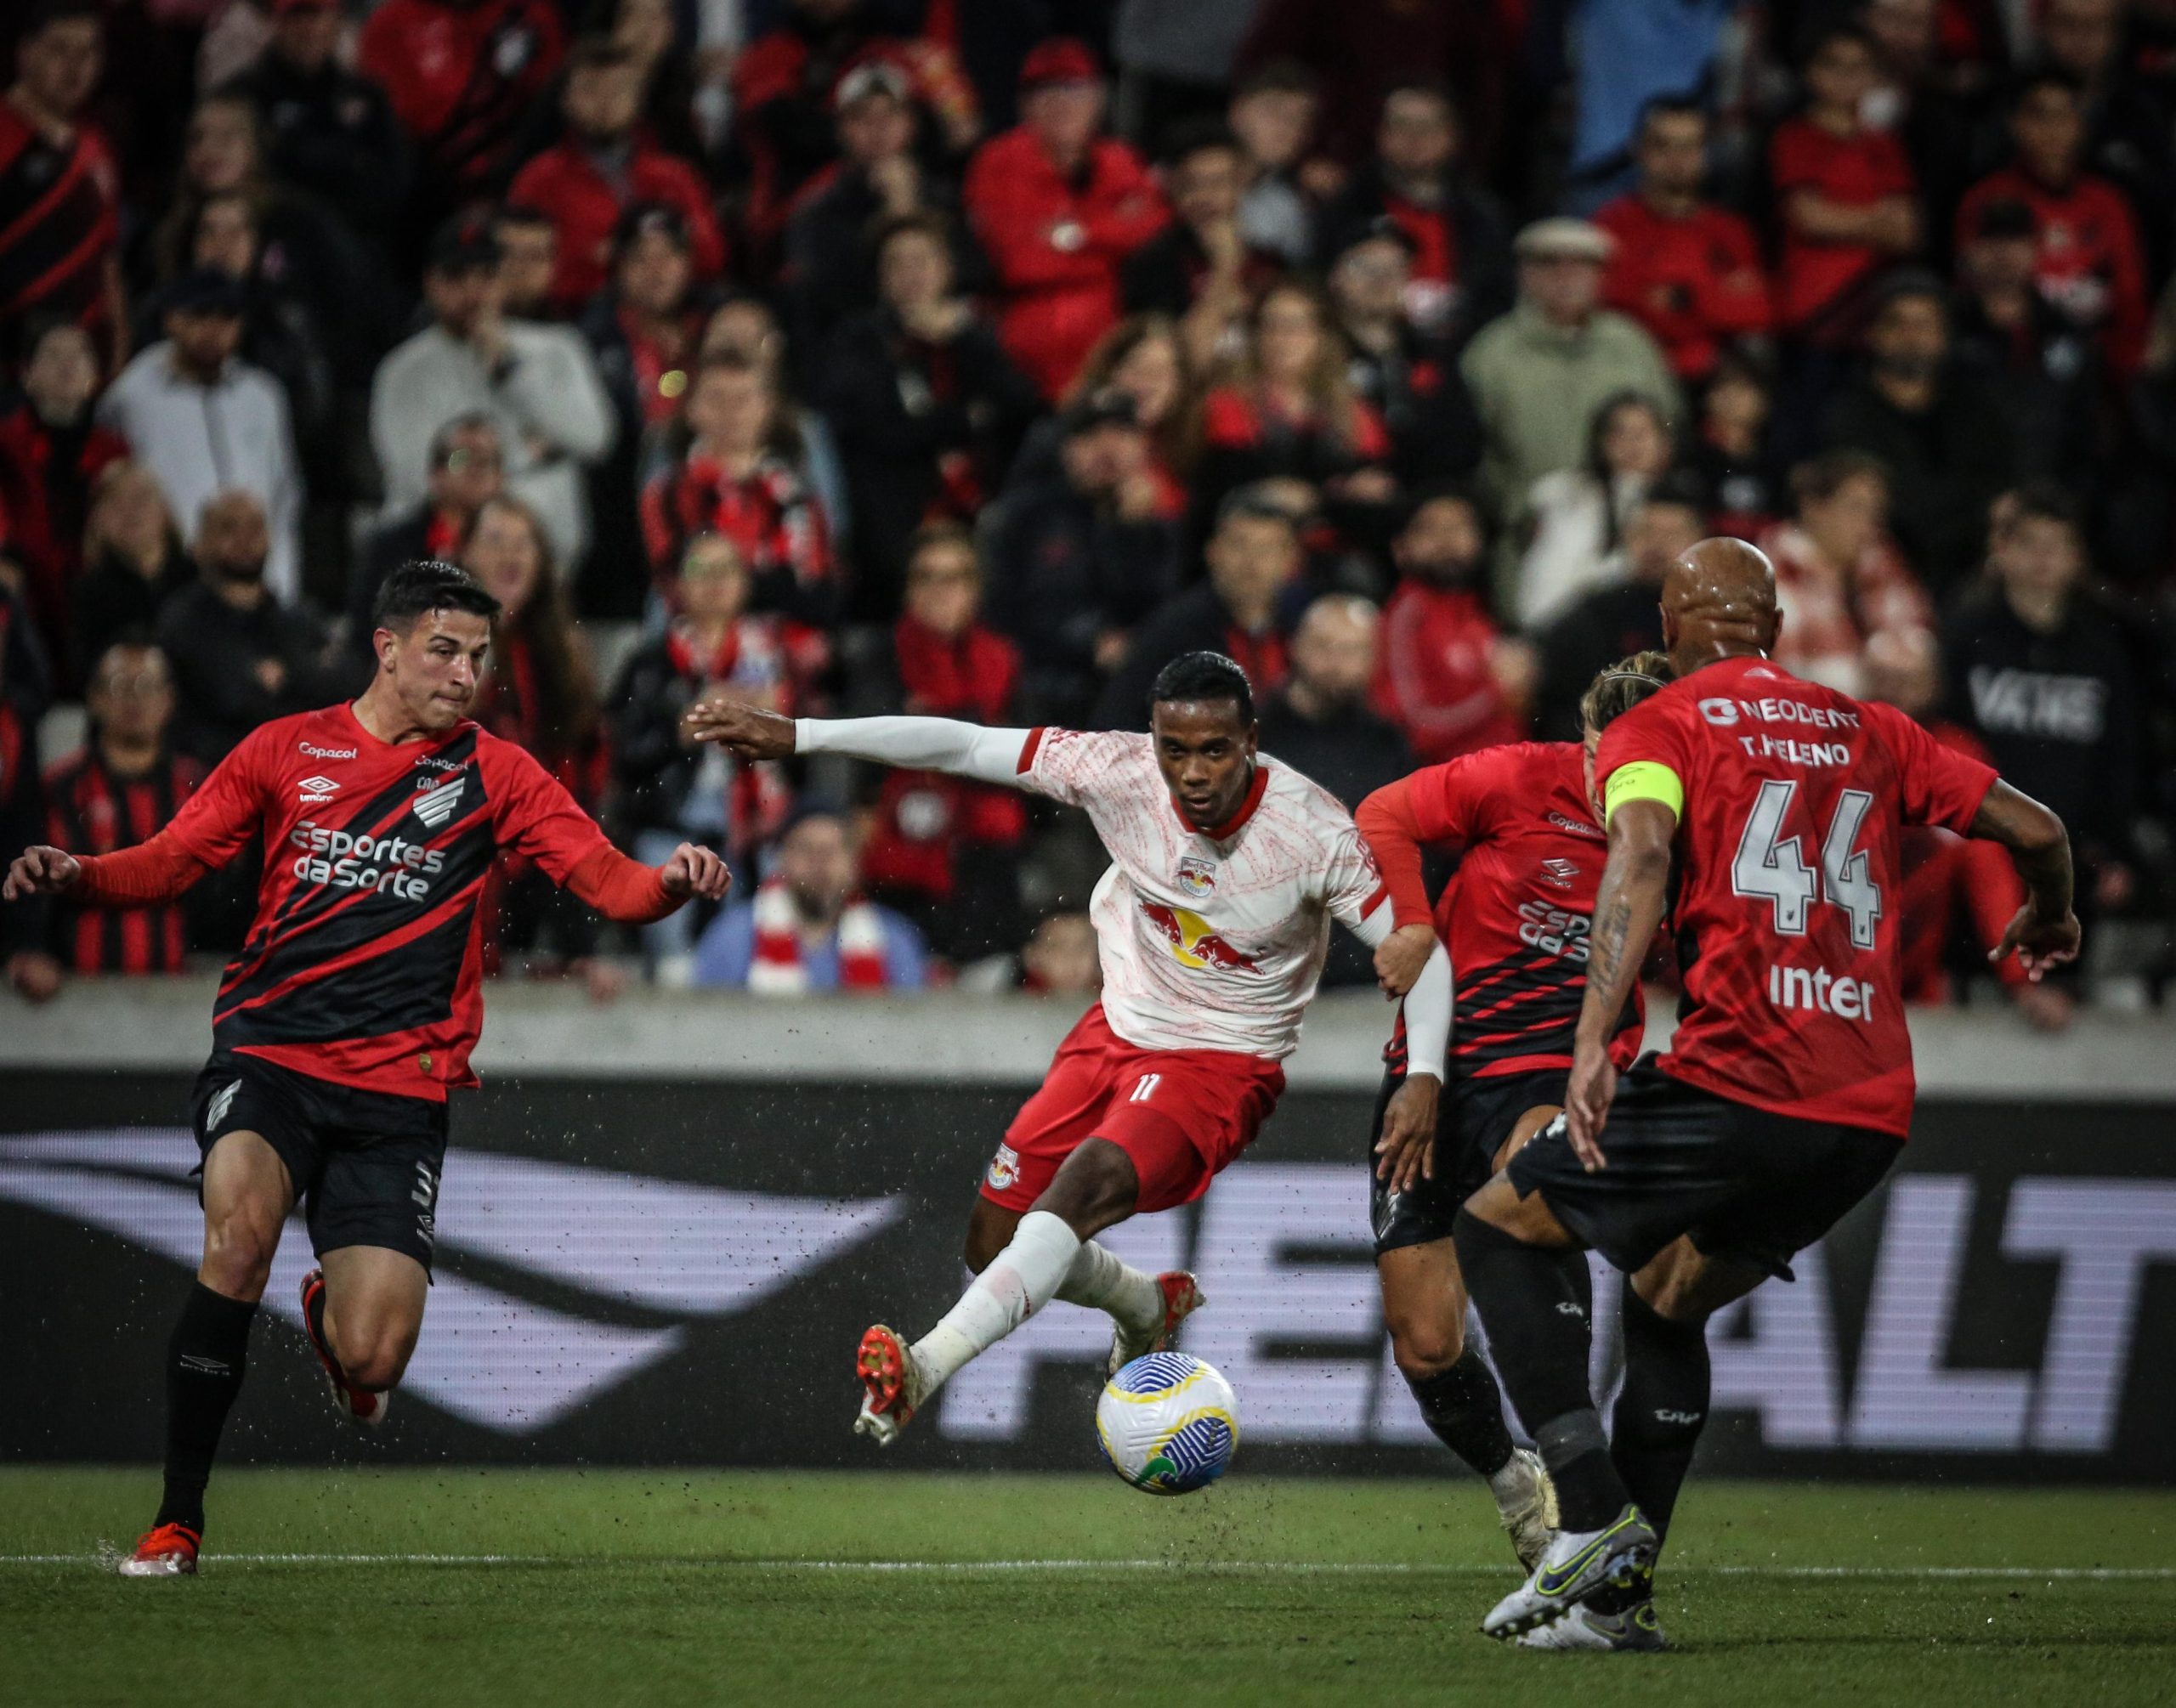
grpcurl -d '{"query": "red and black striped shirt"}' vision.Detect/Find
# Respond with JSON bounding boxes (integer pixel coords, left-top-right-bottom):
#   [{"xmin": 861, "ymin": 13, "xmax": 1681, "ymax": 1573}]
[
  {"xmin": 43, "ymin": 744, "xmax": 205, "ymax": 975},
  {"xmin": 0, "ymin": 103, "xmax": 118, "ymax": 334}
]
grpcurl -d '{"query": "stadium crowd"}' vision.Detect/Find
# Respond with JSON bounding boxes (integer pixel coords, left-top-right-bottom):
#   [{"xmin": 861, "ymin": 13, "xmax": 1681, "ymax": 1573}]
[{"xmin": 0, "ymin": 0, "xmax": 2170, "ymax": 1021}]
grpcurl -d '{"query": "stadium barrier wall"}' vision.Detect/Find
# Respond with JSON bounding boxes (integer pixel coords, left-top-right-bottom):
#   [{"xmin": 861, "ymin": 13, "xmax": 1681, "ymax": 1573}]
[{"xmin": 3, "ymin": 986, "xmax": 2172, "ymax": 1484}]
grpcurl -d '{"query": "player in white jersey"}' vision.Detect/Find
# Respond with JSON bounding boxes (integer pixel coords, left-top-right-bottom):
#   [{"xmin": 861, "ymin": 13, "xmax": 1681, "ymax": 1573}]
[{"xmin": 687, "ymin": 653, "xmax": 1515, "ymax": 1467}]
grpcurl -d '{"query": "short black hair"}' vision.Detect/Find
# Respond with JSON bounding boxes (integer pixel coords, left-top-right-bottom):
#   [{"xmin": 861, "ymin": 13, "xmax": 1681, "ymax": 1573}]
[
  {"xmin": 2002, "ymin": 481, "xmax": 2081, "ymax": 533},
  {"xmin": 1214, "ymin": 483, "xmax": 1302, "ymax": 537},
  {"xmin": 373, "ymin": 558, "xmax": 502, "ymax": 632},
  {"xmin": 1159, "ymin": 116, "xmax": 1242, "ymax": 170},
  {"xmin": 25, "ymin": 1, "xmax": 102, "ymax": 36},
  {"xmin": 1637, "ymin": 94, "xmax": 1707, "ymax": 137},
  {"xmin": 1149, "ymin": 651, "xmax": 1255, "ymax": 725}
]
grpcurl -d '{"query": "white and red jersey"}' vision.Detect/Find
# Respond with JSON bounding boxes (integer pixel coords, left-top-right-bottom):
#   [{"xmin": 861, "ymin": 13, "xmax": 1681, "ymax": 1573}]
[{"xmin": 1016, "ymin": 727, "xmax": 1391, "ymax": 1059}]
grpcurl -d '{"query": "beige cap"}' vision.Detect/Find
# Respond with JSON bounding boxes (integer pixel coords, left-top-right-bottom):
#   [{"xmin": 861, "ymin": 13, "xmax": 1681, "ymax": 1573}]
[{"xmin": 1515, "ymin": 218, "xmax": 1612, "ymax": 262}]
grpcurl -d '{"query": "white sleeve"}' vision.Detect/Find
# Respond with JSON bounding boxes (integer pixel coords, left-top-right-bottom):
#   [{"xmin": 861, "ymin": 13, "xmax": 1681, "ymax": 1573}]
[
  {"xmin": 794, "ymin": 716, "xmax": 1034, "ymax": 786},
  {"xmin": 1346, "ymin": 901, "xmax": 1454, "ymax": 1083}
]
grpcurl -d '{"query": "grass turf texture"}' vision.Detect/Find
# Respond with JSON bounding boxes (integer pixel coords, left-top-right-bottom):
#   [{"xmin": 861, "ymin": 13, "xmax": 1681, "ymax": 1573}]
[{"xmin": 3, "ymin": 1471, "xmax": 2172, "ymax": 1706}]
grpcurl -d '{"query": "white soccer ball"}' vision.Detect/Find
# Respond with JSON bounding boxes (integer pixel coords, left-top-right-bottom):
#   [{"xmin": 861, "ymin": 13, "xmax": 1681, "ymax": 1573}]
[{"xmin": 1095, "ymin": 1352, "xmax": 1239, "ymax": 1495}]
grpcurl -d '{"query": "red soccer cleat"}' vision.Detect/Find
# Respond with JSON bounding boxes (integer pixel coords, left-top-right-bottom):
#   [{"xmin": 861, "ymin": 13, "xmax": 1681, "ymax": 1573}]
[
  {"xmin": 116, "ymin": 1522, "xmax": 200, "ymax": 1578},
  {"xmin": 299, "ymin": 1269, "xmax": 389, "ymax": 1429},
  {"xmin": 1106, "ymin": 1271, "xmax": 1204, "ymax": 1377},
  {"xmin": 852, "ymin": 1324, "xmax": 925, "ymax": 1446}
]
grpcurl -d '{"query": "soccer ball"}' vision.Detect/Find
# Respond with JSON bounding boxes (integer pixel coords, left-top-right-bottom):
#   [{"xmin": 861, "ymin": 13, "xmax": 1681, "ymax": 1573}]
[{"xmin": 1095, "ymin": 1353, "xmax": 1238, "ymax": 1496}]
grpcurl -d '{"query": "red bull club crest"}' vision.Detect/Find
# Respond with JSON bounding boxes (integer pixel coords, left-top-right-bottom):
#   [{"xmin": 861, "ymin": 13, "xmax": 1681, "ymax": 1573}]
[{"xmin": 1177, "ymin": 856, "xmax": 1217, "ymax": 898}]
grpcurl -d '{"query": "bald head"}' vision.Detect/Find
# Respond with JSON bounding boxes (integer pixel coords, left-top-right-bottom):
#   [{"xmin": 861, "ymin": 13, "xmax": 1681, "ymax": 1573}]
[{"xmin": 1659, "ymin": 537, "xmax": 1780, "ymax": 674}]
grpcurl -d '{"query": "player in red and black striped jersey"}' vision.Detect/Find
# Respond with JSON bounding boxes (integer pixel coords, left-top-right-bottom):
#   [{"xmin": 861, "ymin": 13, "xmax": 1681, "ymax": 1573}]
[
  {"xmin": 1452, "ymin": 540, "xmax": 2077, "ymax": 1648},
  {"xmin": 0, "ymin": 5, "xmax": 123, "ymax": 367},
  {"xmin": 4, "ymin": 560, "xmax": 729, "ymax": 1577},
  {"xmin": 1349, "ymin": 653, "xmax": 1669, "ymax": 1574}
]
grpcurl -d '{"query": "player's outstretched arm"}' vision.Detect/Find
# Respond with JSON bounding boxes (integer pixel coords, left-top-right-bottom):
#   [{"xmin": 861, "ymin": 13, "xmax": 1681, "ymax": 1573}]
[
  {"xmin": 684, "ymin": 698, "xmax": 1033, "ymax": 787},
  {"xmin": 1971, "ymin": 780, "xmax": 2081, "ymax": 981},
  {"xmin": 5, "ymin": 839, "xmax": 208, "ymax": 908},
  {"xmin": 1566, "ymin": 796, "xmax": 1675, "ymax": 1170},
  {"xmin": 562, "ymin": 843, "xmax": 730, "ymax": 924}
]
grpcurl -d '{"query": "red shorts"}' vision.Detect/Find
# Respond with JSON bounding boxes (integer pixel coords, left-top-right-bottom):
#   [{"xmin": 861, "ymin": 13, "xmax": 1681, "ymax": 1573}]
[{"xmin": 981, "ymin": 1003, "xmax": 1286, "ymax": 1214}]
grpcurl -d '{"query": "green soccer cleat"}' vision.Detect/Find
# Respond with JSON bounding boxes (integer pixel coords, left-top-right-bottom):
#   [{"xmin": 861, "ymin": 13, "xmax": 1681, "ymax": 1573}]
[{"xmin": 1481, "ymin": 1505, "xmax": 1659, "ymax": 1641}]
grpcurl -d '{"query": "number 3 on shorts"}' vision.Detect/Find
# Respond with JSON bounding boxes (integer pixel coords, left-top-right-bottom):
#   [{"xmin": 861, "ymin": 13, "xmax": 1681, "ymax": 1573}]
[{"xmin": 1130, "ymin": 1073, "xmax": 1162, "ymax": 1104}]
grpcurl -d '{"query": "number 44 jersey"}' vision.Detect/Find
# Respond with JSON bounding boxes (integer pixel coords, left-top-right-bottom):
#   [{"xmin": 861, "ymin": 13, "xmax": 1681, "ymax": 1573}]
[{"xmin": 1594, "ymin": 654, "xmax": 1999, "ymax": 1138}]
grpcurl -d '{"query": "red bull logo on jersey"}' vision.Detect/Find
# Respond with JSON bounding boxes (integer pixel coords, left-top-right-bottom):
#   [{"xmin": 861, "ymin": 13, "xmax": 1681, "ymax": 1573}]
[
  {"xmin": 1140, "ymin": 901, "xmax": 1261, "ymax": 974},
  {"xmin": 1177, "ymin": 856, "xmax": 1218, "ymax": 899}
]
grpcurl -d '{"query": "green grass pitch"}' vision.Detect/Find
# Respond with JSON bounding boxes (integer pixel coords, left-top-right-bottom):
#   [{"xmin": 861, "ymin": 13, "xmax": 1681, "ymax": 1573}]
[{"xmin": 3, "ymin": 1469, "xmax": 2172, "ymax": 1706}]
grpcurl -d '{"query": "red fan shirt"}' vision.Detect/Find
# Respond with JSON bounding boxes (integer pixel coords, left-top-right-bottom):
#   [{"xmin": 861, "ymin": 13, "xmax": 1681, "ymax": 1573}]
[
  {"xmin": 1768, "ymin": 118, "xmax": 1914, "ymax": 332},
  {"xmin": 1594, "ymin": 655, "xmax": 1998, "ymax": 1136},
  {"xmin": 1593, "ymin": 194, "xmax": 1771, "ymax": 380},
  {"xmin": 1360, "ymin": 742, "xmax": 1645, "ymax": 1079}
]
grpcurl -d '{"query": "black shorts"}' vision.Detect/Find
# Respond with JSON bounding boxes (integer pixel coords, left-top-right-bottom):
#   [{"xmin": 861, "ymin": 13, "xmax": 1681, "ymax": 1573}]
[
  {"xmin": 1368, "ymin": 1066, "xmax": 1570, "ymax": 1257},
  {"xmin": 190, "ymin": 1051, "xmax": 448, "ymax": 1275},
  {"xmin": 1505, "ymin": 1058, "xmax": 1901, "ymax": 1280}
]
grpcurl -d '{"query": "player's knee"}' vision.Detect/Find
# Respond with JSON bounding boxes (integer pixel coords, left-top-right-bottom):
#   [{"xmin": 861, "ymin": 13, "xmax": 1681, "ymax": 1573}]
[
  {"xmin": 1388, "ymin": 1312, "xmax": 1466, "ymax": 1380},
  {"xmin": 339, "ymin": 1329, "xmax": 415, "ymax": 1393},
  {"xmin": 199, "ymin": 1209, "xmax": 279, "ymax": 1298}
]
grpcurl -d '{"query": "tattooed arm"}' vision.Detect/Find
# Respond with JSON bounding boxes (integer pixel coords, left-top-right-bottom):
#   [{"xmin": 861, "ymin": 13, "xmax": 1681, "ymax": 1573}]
[{"xmin": 1562, "ymin": 796, "xmax": 1677, "ymax": 1169}]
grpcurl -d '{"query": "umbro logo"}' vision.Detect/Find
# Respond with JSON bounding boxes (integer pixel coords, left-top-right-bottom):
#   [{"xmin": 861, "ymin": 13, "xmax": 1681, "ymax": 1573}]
[
  {"xmin": 298, "ymin": 775, "xmax": 339, "ymax": 804},
  {"xmin": 412, "ymin": 776, "xmax": 467, "ymax": 829}
]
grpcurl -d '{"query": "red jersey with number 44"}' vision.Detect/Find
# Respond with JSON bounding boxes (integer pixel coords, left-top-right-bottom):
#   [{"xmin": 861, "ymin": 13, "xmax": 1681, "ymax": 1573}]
[
  {"xmin": 1595, "ymin": 656, "xmax": 1998, "ymax": 1137},
  {"xmin": 105, "ymin": 704, "xmax": 615, "ymax": 1100},
  {"xmin": 1367, "ymin": 743, "xmax": 1644, "ymax": 1079}
]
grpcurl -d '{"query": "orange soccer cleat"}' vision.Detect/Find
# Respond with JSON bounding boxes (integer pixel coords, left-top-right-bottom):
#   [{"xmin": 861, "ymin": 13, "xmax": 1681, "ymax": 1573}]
[
  {"xmin": 1106, "ymin": 1271, "xmax": 1204, "ymax": 1377},
  {"xmin": 116, "ymin": 1522, "xmax": 200, "ymax": 1578},
  {"xmin": 852, "ymin": 1324, "xmax": 926, "ymax": 1446},
  {"xmin": 299, "ymin": 1270, "xmax": 388, "ymax": 1429}
]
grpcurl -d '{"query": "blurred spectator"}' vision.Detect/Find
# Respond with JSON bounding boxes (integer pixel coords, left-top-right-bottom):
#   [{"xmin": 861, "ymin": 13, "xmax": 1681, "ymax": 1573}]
[
  {"xmin": 1949, "ymin": 196, "xmax": 2103, "ymax": 491},
  {"xmin": 783, "ymin": 59, "xmax": 966, "ymax": 350},
  {"xmin": 1561, "ymin": 0, "xmax": 1736, "ymax": 213},
  {"xmin": 1758, "ymin": 450, "xmax": 1934, "ymax": 697},
  {"xmin": 1461, "ymin": 218, "xmax": 1678, "ymax": 546},
  {"xmin": 1018, "ymin": 911, "xmax": 1101, "ymax": 995},
  {"xmin": 1121, "ymin": 119, "xmax": 1281, "ymax": 372},
  {"xmin": 344, "ymin": 415, "xmax": 503, "ymax": 679},
  {"xmin": 1034, "ymin": 315, "xmax": 1199, "ymax": 519},
  {"xmin": 857, "ymin": 523, "xmax": 1029, "ymax": 962},
  {"xmin": 0, "ymin": 2, "xmax": 122, "ymax": 370},
  {"xmin": 983, "ymin": 389, "xmax": 1180, "ymax": 725},
  {"xmin": 580, "ymin": 204, "xmax": 716, "ymax": 619},
  {"xmin": 1371, "ymin": 486, "xmax": 1524, "ymax": 763},
  {"xmin": 0, "ymin": 319, "xmax": 128, "ymax": 666},
  {"xmin": 98, "ymin": 270, "xmax": 304, "ymax": 604},
  {"xmin": 31, "ymin": 637, "xmax": 206, "ymax": 987},
  {"xmin": 1857, "ymin": 0, "xmax": 1992, "ymax": 226},
  {"xmin": 1862, "ymin": 625, "xmax": 2063, "ymax": 1027},
  {"xmin": 358, "ymin": 0, "xmax": 565, "ymax": 230},
  {"xmin": 818, "ymin": 212, "xmax": 1040, "ymax": 617},
  {"xmin": 2037, "ymin": 0, "xmax": 2176, "ymax": 281},
  {"xmin": 156, "ymin": 489, "xmax": 331, "ymax": 763},
  {"xmin": 964, "ymin": 39, "xmax": 1169, "ymax": 400},
  {"xmin": 609, "ymin": 0, "xmax": 708, "ymax": 167},
  {"xmin": 1195, "ymin": 280, "xmax": 1396, "ymax": 542},
  {"xmin": 1328, "ymin": 218, "xmax": 1484, "ymax": 488},
  {"xmin": 215, "ymin": 0, "xmax": 409, "ymax": 246},
  {"xmin": 1096, "ymin": 486, "xmax": 1301, "ymax": 729},
  {"xmin": 1315, "ymin": 82, "xmax": 1510, "ymax": 346},
  {"xmin": 1954, "ymin": 70, "xmax": 2149, "ymax": 375},
  {"xmin": 698, "ymin": 293, "xmax": 853, "ymax": 557},
  {"xmin": 492, "ymin": 203, "xmax": 561, "ymax": 322},
  {"xmin": 1942, "ymin": 485, "xmax": 2141, "ymax": 922},
  {"xmin": 1822, "ymin": 271, "xmax": 2018, "ymax": 586},
  {"xmin": 1530, "ymin": 473, "xmax": 1706, "ymax": 740},
  {"xmin": 1228, "ymin": 59, "xmax": 1324, "ymax": 265},
  {"xmin": 1691, "ymin": 349, "xmax": 1786, "ymax": 537},
  {"xmin": 71, "ymin": 462, "xmax": 195, "ymax": 689},
  {"xmin": 1768, "ymin": 25, "xmax": 1918, "ymax": 346},
  {"xmin": 371, "ymin": 218, "xmax": 616, "ymax": 574},
  {"xmin": 733, "ymin": 0, "xmax": 979, "ymax": 253},
  {"xmin": 507, "ymin": 37, "xmax": 728, "ymax": 318},
  {"xmin": 641, "ymin": 351, "xmax": 840, "ymax": 627},
  {"xmin": 1517, "ymin": 391, "xmax": 1675, "ymax": 628},
  {"xmin": 1594, "ymin": 99, "xmax": 1771, "ymax": 383},
  {"xmin": 1261, "ymin": 592, "xmax": 1411, "ymax": 807},
  {"xmin": 609, "ymin": 534, "xmax": 808, "ymax": 961},
  {"xmin": 692, "ymin": 801, "xmax": 931, "ymax": 992}
]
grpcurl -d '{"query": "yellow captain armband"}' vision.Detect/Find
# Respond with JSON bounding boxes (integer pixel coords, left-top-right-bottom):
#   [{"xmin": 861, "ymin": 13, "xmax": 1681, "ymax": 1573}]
[{"xmin": 1605, "ymin": 761, "xmax": 1684, "ymax": 827}]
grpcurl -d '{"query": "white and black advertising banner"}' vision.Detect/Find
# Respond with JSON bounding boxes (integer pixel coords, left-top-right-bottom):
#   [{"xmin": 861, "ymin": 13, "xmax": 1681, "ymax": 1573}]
[{"xmin": 3, "ymin": 1072, "xmax": 2171, "ymax": 1482}]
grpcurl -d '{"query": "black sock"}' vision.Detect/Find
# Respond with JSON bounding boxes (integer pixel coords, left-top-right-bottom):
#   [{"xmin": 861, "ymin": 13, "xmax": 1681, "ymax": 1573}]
[
  {"xmin": 1610, "ymin": 1286, "xmax": 1710, "ymax": 1542},
  {"xmin": 154, "ymin": 1282, "xmax": 258, "ymax": 1535},
  {"xmin": 1453, "ymin": 1209, "xmax": 1629, "ymax": 1532},
  {"xmin": 1404, "ymin": 1349, "xmax": 1515, "ymax": 1480}
]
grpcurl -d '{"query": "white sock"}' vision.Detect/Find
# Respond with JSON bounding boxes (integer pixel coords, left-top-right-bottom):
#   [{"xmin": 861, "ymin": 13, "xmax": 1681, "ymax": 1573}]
[
  {"xmin": 910, "ymin": 1211, "xmax": 1081, "ymax": 1388},
  {"xmin": 1056, "ymin": 1240, "xmax": 1164, "ymax": 1337}
]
